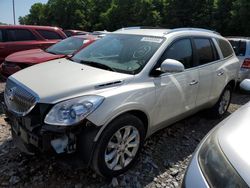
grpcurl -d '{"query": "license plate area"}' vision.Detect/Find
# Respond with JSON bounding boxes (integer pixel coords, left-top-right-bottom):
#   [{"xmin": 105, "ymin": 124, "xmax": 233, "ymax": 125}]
[{"xmin": 11, "ymin": 117, "xmax": 39, "ymax": 146}]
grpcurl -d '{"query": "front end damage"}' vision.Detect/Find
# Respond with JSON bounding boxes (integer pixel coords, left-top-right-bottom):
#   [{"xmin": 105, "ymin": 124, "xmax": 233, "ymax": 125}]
[{"xmin": 3, "ymin": 102, "xmax": 100, "ymax": 165}]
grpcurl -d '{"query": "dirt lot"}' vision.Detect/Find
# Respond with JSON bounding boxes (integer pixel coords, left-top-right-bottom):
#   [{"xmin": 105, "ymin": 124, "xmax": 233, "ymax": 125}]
[{"xmin": 0, "ymin": 80, "xmax": 249, "ymax": 188}]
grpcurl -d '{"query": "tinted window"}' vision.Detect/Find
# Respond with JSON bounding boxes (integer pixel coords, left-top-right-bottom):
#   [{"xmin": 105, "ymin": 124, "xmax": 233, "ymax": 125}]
[
  {"xmin": 194, "ymin": 38, "xmax": 217, "ymax": 65},
  {"xmin": 228, "ymin": 40, "xmax": 246, "ymax": 56},
  {"xmin": 6, "ymin": 29, "xmax": 36, "ymax": 41},
  {"xmin": 0, "ymin": 30, "xmax": 2, "ymax": 42},
  {"xmin": 217, "ymin": 39, "xmax": 234, "ymax": 58},
  {"xmin": 160, "ymin": 39, "xmax": 193, "ymax": 69},
  {"xmin": 37, "ymin": 30, "xmax": 62, "ymax": 39}
]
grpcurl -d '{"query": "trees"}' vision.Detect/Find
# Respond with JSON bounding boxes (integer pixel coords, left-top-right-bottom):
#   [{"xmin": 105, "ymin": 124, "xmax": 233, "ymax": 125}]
[
  {"xmin": 19, "ymin": 3, "xmax": 47, "ymax": 25},
  {"xmin": 18, "ymin": 0, "xmax": 250, "ymax": 36}
]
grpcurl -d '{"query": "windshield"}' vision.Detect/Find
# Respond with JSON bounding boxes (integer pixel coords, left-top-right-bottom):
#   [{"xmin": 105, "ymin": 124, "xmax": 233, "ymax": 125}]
[
  {"xmin": 46, "ymin": 37, "xmax": 88, "ymax": 55},
  {"xmin": 71, "ymin": 34, "xmax": 164, "ymax": 74}
]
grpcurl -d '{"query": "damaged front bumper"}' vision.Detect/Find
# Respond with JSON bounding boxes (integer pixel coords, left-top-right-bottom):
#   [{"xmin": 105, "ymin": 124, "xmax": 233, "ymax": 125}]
[{"xmin": 2, "ymin": 102, "xmax": 99, "ymax": 162}]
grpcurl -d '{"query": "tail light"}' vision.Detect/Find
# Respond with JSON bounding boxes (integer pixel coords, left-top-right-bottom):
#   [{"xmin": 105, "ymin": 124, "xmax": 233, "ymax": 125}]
[{"xmin": 241, "ymin": 58, "xmax": 250, "ymax": 69}]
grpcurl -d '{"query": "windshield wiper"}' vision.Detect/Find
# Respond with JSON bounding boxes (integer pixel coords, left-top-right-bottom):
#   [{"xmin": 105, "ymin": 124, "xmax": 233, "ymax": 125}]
[{"xmin": 80, "ymin": 60, "xmax": 117, "ymax": 72}]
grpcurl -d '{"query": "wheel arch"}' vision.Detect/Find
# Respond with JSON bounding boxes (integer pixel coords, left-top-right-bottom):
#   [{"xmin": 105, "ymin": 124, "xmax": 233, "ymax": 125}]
[
  {"xmin": 93, "ymin": 109, "xmax": 149, "ymax": 142},
  {"xmin": 227, "ymin": 79, "xmax": 236, "ymax": 90}
]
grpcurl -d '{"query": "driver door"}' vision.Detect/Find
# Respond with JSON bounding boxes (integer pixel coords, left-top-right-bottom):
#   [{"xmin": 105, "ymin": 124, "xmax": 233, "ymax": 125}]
[{"xmin": 152, "ymin": 38, "xmax": 199, "ymax": 129}]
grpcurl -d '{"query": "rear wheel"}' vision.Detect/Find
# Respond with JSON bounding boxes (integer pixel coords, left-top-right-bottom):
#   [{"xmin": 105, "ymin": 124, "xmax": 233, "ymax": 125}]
[
  {"xmin": 209, "ymin": 85, "xmax": 232, "ymax": 118},
  {"xmin": 92, "ymin": 114, "xmax": 145, "ymax": 177}
]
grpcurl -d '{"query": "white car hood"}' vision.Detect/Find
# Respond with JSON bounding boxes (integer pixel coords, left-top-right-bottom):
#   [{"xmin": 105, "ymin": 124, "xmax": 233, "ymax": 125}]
[
  {"xmin": 218, "ymin": 102, "xmax": 250, "ymax": 185},
  {"xmin": 9, "ymin": 58, "xmax": 133, "ymax": 103}
]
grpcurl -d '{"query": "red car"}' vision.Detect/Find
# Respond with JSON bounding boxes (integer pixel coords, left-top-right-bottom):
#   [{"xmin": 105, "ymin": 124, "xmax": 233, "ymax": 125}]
[
  {"xmin": 0, "ymin": 35, "xmax": 97, "ymax": 78},
  {"xmin": 0, "ymin": 25, "xmax": 67, "ymax": 64}
]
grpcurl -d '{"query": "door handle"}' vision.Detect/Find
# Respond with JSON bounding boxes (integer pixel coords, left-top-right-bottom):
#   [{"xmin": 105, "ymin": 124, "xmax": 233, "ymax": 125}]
[
  {"xmin": 217, "ymin": 71, "xmax": 224, "ymax": 76},
  {"xmin": 189, "ymin": 80, "xmax": 199, "ymax": 86}
]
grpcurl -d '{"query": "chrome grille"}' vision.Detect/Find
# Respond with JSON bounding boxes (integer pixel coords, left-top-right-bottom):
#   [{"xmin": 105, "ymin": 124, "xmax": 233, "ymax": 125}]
[{"xmin": 4, "ymin": 79, "xmax": 38, "ymax": 116}]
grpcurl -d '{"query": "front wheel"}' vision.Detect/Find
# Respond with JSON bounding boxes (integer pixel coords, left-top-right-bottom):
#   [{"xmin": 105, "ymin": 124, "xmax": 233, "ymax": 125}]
[
  {"xmin": 209, "ymin": 85, "xmax": 232, "ymax": 118},
  {"xmin": 92, "ymin": 114, "xmax": 145, "ymax": 177}
]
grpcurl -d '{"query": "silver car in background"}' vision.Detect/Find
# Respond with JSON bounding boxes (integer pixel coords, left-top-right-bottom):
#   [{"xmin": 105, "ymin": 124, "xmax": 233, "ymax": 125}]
[
  {"xmin": 228, "ymin": 37, "xmax": 250, "ymax": 82},
  {"xmin": 182, "ymin": 101, "xmax": 250, "ymax": 188}
]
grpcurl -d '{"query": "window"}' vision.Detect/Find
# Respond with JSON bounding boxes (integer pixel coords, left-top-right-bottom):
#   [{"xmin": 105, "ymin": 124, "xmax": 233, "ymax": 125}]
[
  {"xmin": 228, "ymin": 40, "xmax": 246, "ymax": 56},
  {"xmin": 217, "ymin": 39, "xmax": 234, "ymax": 58},
  {"xmin": 37, "ymin": 30, "xmax": 62, "ymax": 39},
  {"xmin": 46, "ymin": 37, "xmax": 86, "ymax": 55},
  {"xmin": 0, "ymin": 30, "xmax": 3, "ymax": 42},
  {"xmin": 194, "ymin": 38, "xmax": 217, "ymax": 65},
  {"xmin": 160, "ymin": 39, "xmax": 193, "ymax": 69},
  {"xmin": 6, "ymin": 29, "xmax": 36, "ymax": 41}
]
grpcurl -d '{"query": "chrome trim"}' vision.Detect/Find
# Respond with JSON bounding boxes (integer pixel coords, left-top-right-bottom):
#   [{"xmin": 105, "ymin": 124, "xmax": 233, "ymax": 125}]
[{"xmin": 4, "ymin": 77, "xmax": 39, "ymax": 116}]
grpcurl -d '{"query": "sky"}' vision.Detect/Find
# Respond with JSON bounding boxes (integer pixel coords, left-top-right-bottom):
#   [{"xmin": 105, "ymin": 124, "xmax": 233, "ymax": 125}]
[{"xmin": 0, "ymin": 0, "xmax": 48, "ymax": 24}]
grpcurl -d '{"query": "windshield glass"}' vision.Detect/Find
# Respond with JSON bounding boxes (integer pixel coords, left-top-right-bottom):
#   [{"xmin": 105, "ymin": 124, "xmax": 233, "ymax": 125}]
[
  {"xmin": 71, "ymin": 34, "xmax": 164, "ymax": 74},
  {"xmin": 46, "ymin": 37, "xmax": 87, "ymax": 55}
]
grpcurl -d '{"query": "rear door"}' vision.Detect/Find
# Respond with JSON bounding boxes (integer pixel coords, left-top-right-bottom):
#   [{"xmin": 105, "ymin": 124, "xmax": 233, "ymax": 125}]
[
  {"xmin": 192, "ymin": 37, "xmax": 220, "ymax": 106},
  {"xmin": 210, "ymin": 38, "xmax": 236, "ymax": 100}
]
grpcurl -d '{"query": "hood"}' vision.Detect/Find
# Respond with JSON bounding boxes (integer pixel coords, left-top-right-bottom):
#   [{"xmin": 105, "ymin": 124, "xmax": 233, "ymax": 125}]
[
  {"xmin": 218, "ymin": 102, "xmax": 250, "ymax": 186},
  {"xmin": 6, "ymin": 49, "xmax": 65, "ymax": 64},
  {"xmin": 10, "ymin": 58, "xmax": 133, "ymax": 103}
]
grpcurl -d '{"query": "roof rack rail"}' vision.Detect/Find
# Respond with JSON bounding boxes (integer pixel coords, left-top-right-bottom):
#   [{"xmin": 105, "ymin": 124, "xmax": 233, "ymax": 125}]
[
  {"xmin": 226, "ymin": 36, "xmax": 250, "ymax": 40},
  {"xmin": 116, "ymin": 26, "xmax": 164, "ymax": 31},
  {"xmin": 164, "ymin": 28, "xmax": 221, "ymax": 35}
]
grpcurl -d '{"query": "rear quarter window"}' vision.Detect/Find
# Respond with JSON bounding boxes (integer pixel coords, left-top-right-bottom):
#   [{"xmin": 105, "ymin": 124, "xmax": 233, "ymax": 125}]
[
  {"xmin": 36, "ymin": 29, "xmax": 63, "ymax": 40},
  {"xmin": 228, "ymin": 40, "xmax": 246, "ymax": 56},
  {"xmin": 6, "ymin": 29, "xmax": 37, "ymax": 42},
  {"xmin": 217, "ymin": 39, "xmax": 234, "ymax": 58}
]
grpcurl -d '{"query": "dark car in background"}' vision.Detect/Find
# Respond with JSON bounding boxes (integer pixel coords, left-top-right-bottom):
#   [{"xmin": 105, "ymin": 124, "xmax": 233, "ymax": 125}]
[
  {"xmin": 63, "ymin": 29, "xmax": 89, "ymax": 37},
  {"xmin": 0, "ymin": 35, "xmax": 97, "ymax": 78},
  {"xmin": 0, "ymin": 25, "xmax": 67, "ymax": 64}
]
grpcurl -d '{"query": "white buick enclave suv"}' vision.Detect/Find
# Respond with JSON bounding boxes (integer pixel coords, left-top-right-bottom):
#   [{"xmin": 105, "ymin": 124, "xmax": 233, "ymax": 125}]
[{"xmin": 3, "ymin": 28, "xmax": 239, "ymax": 177}]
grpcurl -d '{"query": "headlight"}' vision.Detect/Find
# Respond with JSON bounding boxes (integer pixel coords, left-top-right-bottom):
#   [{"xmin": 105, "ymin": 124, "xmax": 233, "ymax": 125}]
[
  {"xmin": 44, "ymin": 95, "xmax": 104, "ymax": 126},
  {"xmin": 198, "ymin": 133, "xmax": 247, "ymax": 187}
]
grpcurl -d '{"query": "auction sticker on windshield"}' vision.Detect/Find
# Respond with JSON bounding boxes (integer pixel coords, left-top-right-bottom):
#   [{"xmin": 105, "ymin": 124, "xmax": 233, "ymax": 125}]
[{"xmin": 141, "ymin": 37, "xmax": 163, "ymax": 43}]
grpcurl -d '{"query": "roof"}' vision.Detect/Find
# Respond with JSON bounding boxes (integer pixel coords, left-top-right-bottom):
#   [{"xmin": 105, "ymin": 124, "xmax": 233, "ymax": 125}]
[
  {"xmin": 0, "ymin": 25, "xmax": 62, "ymax": 31},
  {"xmin": 114, "ymin": 28, "xmax": 221, "ymax": 37},
  {"xmin": 114, "ymin": 29, "xmax": 171, "ymax": 37}
]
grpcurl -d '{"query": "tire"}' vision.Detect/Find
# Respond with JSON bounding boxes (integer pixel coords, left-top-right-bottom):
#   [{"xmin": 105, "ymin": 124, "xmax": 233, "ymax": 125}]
[
  {"xmin": 92, "ymin": 114, "xmax": 146, "ymax": 177},
  {"xmin": 209, "ymin": 85, "xmax": 232, "ymax": 118}
]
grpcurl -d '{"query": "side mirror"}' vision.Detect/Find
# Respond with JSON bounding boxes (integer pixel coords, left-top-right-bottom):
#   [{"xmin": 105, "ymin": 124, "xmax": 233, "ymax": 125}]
[{"xmin": 160, "ymin": 59, "xmax": 185, "ymax": 73}]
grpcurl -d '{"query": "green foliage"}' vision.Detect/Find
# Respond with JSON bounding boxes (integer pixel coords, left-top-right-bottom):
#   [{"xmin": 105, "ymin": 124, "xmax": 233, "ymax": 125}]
[{"xmin": 18, "ymin": 0, "xmax": 250, "ymax": 36}]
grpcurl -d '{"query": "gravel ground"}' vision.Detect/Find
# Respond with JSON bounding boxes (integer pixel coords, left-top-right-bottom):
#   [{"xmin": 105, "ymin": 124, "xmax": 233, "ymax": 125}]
[{"xmin": 0, "ymin": 81, "xmax": 249, "ymax": 188}]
